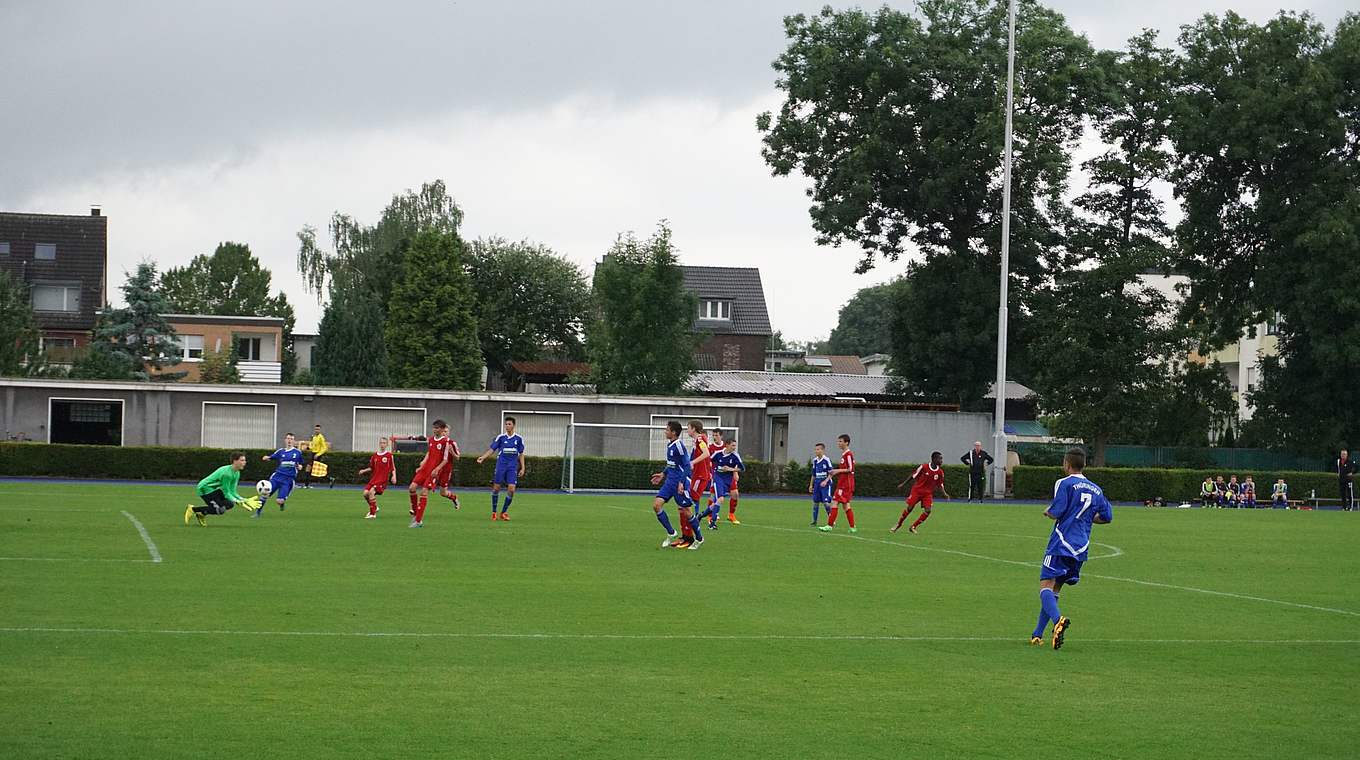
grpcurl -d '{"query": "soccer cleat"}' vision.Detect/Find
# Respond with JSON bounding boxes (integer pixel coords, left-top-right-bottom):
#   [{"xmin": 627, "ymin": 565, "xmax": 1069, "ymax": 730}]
[
  {"xmin": 409, "ymin": 519, "xmax": 421, "ymax": 528},
  {"xmin": 184, "ymin": 505, "xmax": 194, "ymax": 525},
  {"xmin": 364, "ymin": 512, "xmax": 377, "ymax": 519},
  {"xmin": 491, "ymin": 513, "xmax": 499, "ymax": 521},
  {"xmin": 727, "ymin": 516, "xmax": 741, "ymax": 525},
  {"xmin": 451, "ymin": 494, "xmax": 461, "ymax": 510},
  {"xmin": 1052, "ymin": 616, "xmax": 1070, "ymax": 650},
  {"xmin": 687, "ymin": 539, "xmax": 703, "ymax": 550},
  {"xmin": 708, "ymin": 521, "xmax": 717, "ymax": 530},
  {"xmin": 499, "ymin": 512, "xmax": 510, "ymax": 521},
  {"xmin": 817, "ymin": 525, "xmax": 833, "ymax": 532},
  {"xmin": 908, "ymin": 525, "xmax": 918, "ymax": 534},
  {"xmin": 670, "ymin": 538, "xmax": 692, "ymax": 549},
  {"xmin": 890, "ymin": 525, "xmax": 899, "ymax": 533},
  {"xmin": 1030, "ymin": 636, "xmax": 1044, "ymax": 646},
  {"xmin": 195, "ymin": 512, "xmax": 206, "ymax": 527},
  {"xmin": 252, "ymin": 508, "xmax": 262, "ymax": 519},
  {"xmin": 848, "ymin": 527, "xmax": 858, "ymax": 534},
  {"xmin": 661, "ymin": 534, "xmax": 680, "ymax": 548}
]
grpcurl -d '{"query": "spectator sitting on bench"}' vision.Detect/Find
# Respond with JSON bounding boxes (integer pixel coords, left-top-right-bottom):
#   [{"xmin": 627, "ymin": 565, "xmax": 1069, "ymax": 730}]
[
  {"xmin": 1214, "ymin": 475, "xmax": 1229, "ymax": 507},
  {"xmin": 1241, "ymin": 475, "xmax": 1257, "ymax": 508},
  {"xmin": 1226, "ymin": 475, "xmax": 1243, "ymax": 508},
  {"xmin": 1272, "ymin": 478, "xmax": 1289, "ymax": 509},
  {"xmin": 1199, "ymin": 476, "xmax": 1217, "ymax": 507}
]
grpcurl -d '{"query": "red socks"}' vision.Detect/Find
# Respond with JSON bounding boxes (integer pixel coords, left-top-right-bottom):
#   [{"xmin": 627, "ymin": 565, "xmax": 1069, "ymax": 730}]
[
  {"xmin": 828, "ymin": 506, "xmax": 840, "ymax": 526},
  {"xmin": 367, "ymin": 496, "xmax": 378, "ymax": 516},
  {"xmin": 415, "ymin": 496, "xmax": 428, "ymax": 522},
  {"xmin": 409, "ymin": 491, "xmax": 419, "ymax": 511},
  {"xmin": 845, "ymin": 508, "xmax": 856, "ymax": 528},
  {"xmin": 895, "ymin": 510, "xmax": 909, "ymax": 530},
  {"xmin": 728, "ymin": 496, "xmax": 738, "ymax": 517},
  {"xmin": 911, "ymin": 509, "xmax": 931, "ymax": 529}
]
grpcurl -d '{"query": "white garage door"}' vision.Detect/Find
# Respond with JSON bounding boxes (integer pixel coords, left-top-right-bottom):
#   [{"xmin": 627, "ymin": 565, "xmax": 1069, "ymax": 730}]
[
  {"xmin": 202, "ymin": 402, "xmax": 276, "ymax": 449},
  {"xmin": 504, "ymin": 411, "xmax": 571, "ymax": 458},
  {"xmin": 353, "ymin": 407, "xmax": 426, "ymax": 451}
]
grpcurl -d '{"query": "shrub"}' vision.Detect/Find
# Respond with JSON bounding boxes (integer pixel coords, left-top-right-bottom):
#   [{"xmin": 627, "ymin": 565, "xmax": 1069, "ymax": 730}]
[{"xmin": 1012, "ymin": 465, "xmax": 1339, "ymax": 503}]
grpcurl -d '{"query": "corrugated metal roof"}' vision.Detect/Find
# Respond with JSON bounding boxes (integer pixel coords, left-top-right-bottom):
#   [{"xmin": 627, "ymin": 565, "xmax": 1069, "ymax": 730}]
[
  {"xmin": 681, "ymin": 266, "xmax": 773, "ymax": 335},
  {"xmin": 687, "ymin": 370, "xmax": 892, "ymax": 398},
  {"xmin": 985, "ymin": 380, "xmax": 1036, "ymax": 400}
]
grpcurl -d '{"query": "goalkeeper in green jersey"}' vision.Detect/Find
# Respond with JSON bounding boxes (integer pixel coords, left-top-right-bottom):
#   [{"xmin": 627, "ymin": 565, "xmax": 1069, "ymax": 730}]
[{"xmin": 185, "ymin": 452, "xmax": 258, "ymax": 526}]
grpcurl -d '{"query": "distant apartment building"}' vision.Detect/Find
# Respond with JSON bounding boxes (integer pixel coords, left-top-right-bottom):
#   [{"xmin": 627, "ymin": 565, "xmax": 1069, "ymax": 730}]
[
  {"xmin": 162, "ymin": 314, "xmax": 285, "ymax": 383},
  {"xmin": 0, "ymin": 208, "xmax": 108, "ymax": 361}
]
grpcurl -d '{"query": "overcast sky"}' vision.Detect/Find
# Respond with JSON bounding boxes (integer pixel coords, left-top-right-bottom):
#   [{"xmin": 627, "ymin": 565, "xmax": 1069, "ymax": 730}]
[{"xmin": 1, "ymin": 0, "xmax": 1349, "ymax": 340}]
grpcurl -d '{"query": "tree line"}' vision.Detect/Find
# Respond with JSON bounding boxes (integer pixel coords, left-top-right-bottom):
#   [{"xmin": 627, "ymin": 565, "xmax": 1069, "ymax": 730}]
[{"xmin": 758, "ymin": 1, "xmax": 1359, "ymax": 459}]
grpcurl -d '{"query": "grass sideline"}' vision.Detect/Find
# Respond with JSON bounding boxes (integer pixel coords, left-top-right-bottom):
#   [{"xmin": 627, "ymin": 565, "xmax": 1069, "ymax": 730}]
[{"xmin": 2, "ymin": 482, "xmax": 1357, "ymax": 759}]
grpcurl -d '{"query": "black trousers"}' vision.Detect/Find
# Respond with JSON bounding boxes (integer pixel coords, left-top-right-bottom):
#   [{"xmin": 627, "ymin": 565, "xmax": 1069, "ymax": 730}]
[
  {"xmin": 300, "ymin": 454, "xmax": 325, "ymax": 485},
  {"xmin": 194, "ymin": 489, "xmax": 233, "ymax": 515},
  {"xmin": 969, "ymin": 471, "xmax": 986, "ymax": 500},
  {"xmin": 1342, "ymin": 480, "xmax": 1355, "ymax": 510}
]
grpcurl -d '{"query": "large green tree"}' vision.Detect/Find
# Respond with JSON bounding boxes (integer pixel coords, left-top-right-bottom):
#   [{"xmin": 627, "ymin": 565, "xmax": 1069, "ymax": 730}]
[
  {"xmin": 0, "ymin": 270, "xmax": 46, "ymax": 377},
  {"xmin": 758, "ymin": 0, "xmax": 1099, "ymax": 403},
  {"xmin": 385, "ymin": 230, "xmax": 483, "ymax": 390},
  {"xmin": 1170, "ymin": 11, "xmax": 1360, "ymax": 453},
  {"xmin": 312, "ymin": 278, "xmax": 390, "ymax": 388},
  {"xmin": 587, "ymin": 224, "xmax": 698, "ymax": 395},
  {"xmin": 72, "ymin": 263, "xmax": 184, "ymax": 381},
  {"xmin": 465, "ymin": 238, "xmax": 591, "ymax": 380},
  {"xmin": 826, "ymin": 280, "xmax": 905, "ymax": 357},
  {"xmin": 160, "ymin": 241, "xmax": 297, "ymax": 379}
]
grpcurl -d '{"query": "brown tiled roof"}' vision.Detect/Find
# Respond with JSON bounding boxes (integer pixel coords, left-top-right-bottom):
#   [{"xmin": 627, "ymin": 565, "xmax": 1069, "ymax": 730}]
[
  {"xmin": 681, "ymin": 266, "xmax": 772, "ymax": 336},
  {"xmin": 806, "ymin": 355, "xmax": 867, "ymax": 375},
  {"xmin": 509, "ymin": 361, "xmax": 592, "ymax": 376},
  {"xmin": 0, "ymin": 211, "xmax": 107, "ymax": 333}
]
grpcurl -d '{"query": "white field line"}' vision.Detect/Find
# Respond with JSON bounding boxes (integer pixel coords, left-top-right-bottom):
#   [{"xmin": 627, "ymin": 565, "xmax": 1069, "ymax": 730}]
[
  {"xmin": 120, "ymin": 510, "xmax": 162, "ymax": 563},
  {"xmin": 0, "ymin": 557, "xmax": 158, "ymax": 563},
  {"xmin": 0, "ymin": 626, "xmax": 1355, "ymax": 645},
  {"xmin": 603, "ymin": 505, "xmax": 1360, "ymax": 619}
]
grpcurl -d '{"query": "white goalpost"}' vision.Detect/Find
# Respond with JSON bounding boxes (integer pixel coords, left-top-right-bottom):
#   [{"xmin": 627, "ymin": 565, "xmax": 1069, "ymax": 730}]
[{"xmin": 560, "ymin": 422, "xmax": 741, "ymax": 493}]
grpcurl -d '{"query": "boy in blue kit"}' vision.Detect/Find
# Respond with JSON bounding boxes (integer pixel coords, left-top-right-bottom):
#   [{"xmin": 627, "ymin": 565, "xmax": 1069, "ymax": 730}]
[
  {"xmin": 808, "ymin": 443, "xmax": 834, "ymax": 526},
  {"xmin": 476, "ymin": 416, "xmax": 526, "ymax": 521},
  {"xmin": 1031, "ymin": 448, "xmax": 1112, "ymax": 650},
  {"xmin": 649, "ymin": 420, "xmax": 704, "ymax": 550},
  {"xmin": 707, "ymin": 437, "xmax": 745, "ymax": 530},
  {"xmin": 258, "ymin": 432, "xmax": 304, "ymax": 517}
]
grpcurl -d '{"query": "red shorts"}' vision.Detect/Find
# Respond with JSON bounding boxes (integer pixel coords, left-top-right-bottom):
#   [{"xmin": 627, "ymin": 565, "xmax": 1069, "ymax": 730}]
[
  {"xmin": 907, "ymin": 489, "xmax": 933, "ymax": 509},
  {"xmin": 365, "ymin": 479, "xmax": 388, "ymax": 494},
  {"xmin": 689, "ymin": 476, "xmax": 712, "ymax": 501},
  {"xmin": 413, "ymin": 465, "xmax": 450, "ymax": 489},
  {"xmin": 833, "ymin": 483, "xmax": 855, "ymax": 504}
]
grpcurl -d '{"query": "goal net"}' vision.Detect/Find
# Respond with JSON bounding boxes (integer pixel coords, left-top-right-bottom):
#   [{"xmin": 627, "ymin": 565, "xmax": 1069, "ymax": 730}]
[{"xmin": 560, "ymin": 422, "xmax": 741, "ymax": 493}]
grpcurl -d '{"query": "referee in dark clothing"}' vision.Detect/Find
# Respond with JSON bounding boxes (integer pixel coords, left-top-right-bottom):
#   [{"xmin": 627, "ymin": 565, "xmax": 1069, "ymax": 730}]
[
  {"xmin": 960, "ymin": 441, "xmax": 994, "ymax": 502},
  {"xmin": 1339, "ymin": 450, "xmax": 1355, "ymax": 511}
]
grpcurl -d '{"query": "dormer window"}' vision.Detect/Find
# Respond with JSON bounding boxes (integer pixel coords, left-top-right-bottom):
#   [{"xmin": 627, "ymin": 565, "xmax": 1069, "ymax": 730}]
[{"xmin": 701, "ymin": 299, "xmax": 732, "ymax": 320}]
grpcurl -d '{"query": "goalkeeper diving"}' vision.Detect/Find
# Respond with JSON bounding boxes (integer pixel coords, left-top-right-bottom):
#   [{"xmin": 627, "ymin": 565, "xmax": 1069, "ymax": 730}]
[{"xmin": 185, "ymin": 452, "xmax": 260, "ymax": 526}]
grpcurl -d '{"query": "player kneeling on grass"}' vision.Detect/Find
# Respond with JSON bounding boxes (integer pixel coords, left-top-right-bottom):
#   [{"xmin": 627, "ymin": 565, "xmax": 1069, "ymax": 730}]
[
  {"xmin": 359, "ymin": 437, "xmax": 397, "ymax": 519},
  {"xmin": 476, "ymin": 416, "xmax": 525, "ymax": 521},
  {"xmin": 1031, "ymin": 448, "xmax": 1112, "ymax": 651},
  {"xmin": 649, "ymin": 420, "xmax": 704, "ymax": 550},
  {"xmin": 185, "ymin": 452, "xmax": 258, "ymax": 527},
  {"xmin": 893, "ymin": 451, "xmax": 950, "ymax": 534}
]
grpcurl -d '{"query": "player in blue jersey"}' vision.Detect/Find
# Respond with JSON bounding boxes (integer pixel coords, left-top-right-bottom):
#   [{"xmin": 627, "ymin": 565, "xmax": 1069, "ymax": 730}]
[
  {"xmin": 1031, "ymin": 448, "xmax": 1112, "ymax": 650},
  {"xmin": 476, "ymin": 417, "xmax": 526, "ymax": 521},
  {"xmin": 708, "ymin": 437, "xmax": 745, "ymax": 530},
  {"xmin": 649, "ymin": 420, "xmax": 704, "ymax": 550},
  {"xmin": 257, "ymin": 432, "xmax": 305, "ymax": 517},
  {"xmin": 808, "ymin": 443, "xmax": 834, "ymax": 526}
]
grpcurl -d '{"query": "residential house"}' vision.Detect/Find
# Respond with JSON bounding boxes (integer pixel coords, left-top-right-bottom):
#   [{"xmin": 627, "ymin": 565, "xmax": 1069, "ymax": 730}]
[
  {"xmin": 861, "ymin": 353, "xmax": 891, "ymax": 376},
  {"xmin": 292, "ymin": 332, "xmax": 318, "ymax": 375},
  {"xmin": 681, "ymin": 266, "xmax": 772, "ymax": 371},
  {"xmin": 163, "ymin": 314, "xmax": 285, "ymax": 383},
  {"xmin": 764, "ymin": 348, "xmax": 804, "ymax": 371},
  {"xmin": 804, "ymin": 355, "xmax": 867, "ymax": 374},
  {"xmin": 0, "ymin": 208, "xmax": 107, "ymax": 361}
]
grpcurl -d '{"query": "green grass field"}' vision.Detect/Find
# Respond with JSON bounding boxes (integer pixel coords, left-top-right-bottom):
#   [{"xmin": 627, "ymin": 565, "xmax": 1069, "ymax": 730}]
[{"xmin": 2, "ymin": 480, "xmax": 1357, "ymax": 759}]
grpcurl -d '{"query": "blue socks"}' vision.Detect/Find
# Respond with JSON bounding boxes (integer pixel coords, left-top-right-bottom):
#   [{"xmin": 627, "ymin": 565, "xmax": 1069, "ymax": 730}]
[
  {"xmin": 1040, "ymin": 589, "xmax": 1062, "ymax": 625},
  {"xmin": 502, "ymin": 493, "xmax": 513, "ymax": 514},
  {"xmin": 656, "ymin": 510, "xmax": 674, "ymax": 534},
  {"xmin": 1032, "ymin": 609, "xmax": 1049, "ymax": 638},
  {"xmin": 689, "ymin": 514, "xmax": 704, "ymax": 542},
  {"xmin": 491, "ymin": 491, "xmax": 500, "ymax": 514},
  {"xmin": 812, "ymin": 503, "xmax": 822, "ymax": 522}
]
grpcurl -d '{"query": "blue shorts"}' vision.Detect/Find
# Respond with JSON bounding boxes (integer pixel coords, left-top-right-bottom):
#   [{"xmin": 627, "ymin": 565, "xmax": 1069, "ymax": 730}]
[
  {"xmin": 812, "ymin": 484, "xmax": 832, "ymax": 503},
  {"xmin": 493, "ymin": 459, "xmax": 519, "ymax": 486},
  {"xmin": 269, "ymin": 473, "xmax": 295, "ymax": 501},
  {"xmin": 1040, "ymin": 554, "xmax": 1083, "ymax": 585},
  {"xmin": 714, "ymin": 477, "xmax": 733, "ymax": 499},
  {"xmin": 656, "ymin": 476, "xmax": 694, "ymax": 508}
]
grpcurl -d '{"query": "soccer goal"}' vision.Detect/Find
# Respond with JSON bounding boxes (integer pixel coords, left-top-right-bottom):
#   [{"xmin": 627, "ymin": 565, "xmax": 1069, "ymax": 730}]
[{"xmin": 559, "ymin": 422, "xmax": 741, "ymax": 493}]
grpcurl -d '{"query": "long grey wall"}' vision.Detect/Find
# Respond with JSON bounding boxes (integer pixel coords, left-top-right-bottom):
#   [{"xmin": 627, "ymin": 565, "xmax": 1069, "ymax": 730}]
[{"xmin": 774, "ymin": 405, "xmax": 993, "ymax": 466}]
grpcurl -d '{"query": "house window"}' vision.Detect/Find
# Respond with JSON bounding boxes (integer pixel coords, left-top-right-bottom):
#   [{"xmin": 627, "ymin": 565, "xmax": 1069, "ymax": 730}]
[
  {"xmin": 178, "ymin": 334, "xmax": 204, "ymax": 361},
  {"xmin": 1265, "ymin": 312, "xmax": 1283, "ymax": 335},
  {"xmin": 39, "ymin": 337, "xmax": 77, "ymax": 362},
  {"xmin": 237, "ymin": 336, "xmax": 263, "ymax": 361},
  {"xmin": 31, "ymin": 284, "xmax": 80, "ymax": 312},
  {"xmin": 0, "ymin": 243, "xmax": 10, "ymax": 256},
  {"xmin": 701, "ymin": 299, "xmax": 731, "ymax": 320},
  {"xmin": 34, "ymin": 243, "xmax": 56, "ymax": 260}
]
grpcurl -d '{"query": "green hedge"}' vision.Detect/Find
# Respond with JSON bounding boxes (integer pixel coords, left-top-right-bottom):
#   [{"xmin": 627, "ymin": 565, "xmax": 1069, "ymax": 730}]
[
  {"xmin": 1012, "ymin": 465, "xmax": 1341, "ymax": 503},
  {"xmin": 780, "ymin": 459, "xmax": 972, "ymax": 498}
]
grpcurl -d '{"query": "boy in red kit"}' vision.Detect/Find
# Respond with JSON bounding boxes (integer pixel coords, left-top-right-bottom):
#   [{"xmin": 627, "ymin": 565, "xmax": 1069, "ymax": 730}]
[
  {"xmin": 817, "ymin": 434, "xmax": 857, "ymax": 534},
  {"xmin": 425, "ymin": 439, "xmax": 462, "ymax": 512},
  {"xmin": 679, "ymin": 420, "xmax": 713, "ymax": 544},
  {"xmin": 408, "ymin": 420, "xmax": 456, "ymax": 528},
  {"xmin": 894, "ymin": 451, "xmax": 951, "ymax": 534},
  {"xmin": 358, "ymin": 436, "xmax": 397, "ymax": 519}
]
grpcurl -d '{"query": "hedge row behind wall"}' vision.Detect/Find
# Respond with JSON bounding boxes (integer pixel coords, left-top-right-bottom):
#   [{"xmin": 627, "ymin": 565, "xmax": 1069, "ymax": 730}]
[{"xmin": 1011, "ymin": 465, "xmax": 1342, "ymax": 503}]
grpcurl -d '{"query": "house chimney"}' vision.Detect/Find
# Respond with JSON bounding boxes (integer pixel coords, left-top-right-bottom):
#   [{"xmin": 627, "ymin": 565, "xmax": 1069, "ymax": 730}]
[{"xmin": 90, "ymin": 205, "xmax": 101, "ymax": 216}]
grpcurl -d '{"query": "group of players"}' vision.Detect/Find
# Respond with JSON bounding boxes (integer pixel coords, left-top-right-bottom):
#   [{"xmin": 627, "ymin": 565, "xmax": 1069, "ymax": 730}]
[
  {"xmin": 1197, "ymin": 474, "xmax": 1278, "ymax": 508},
  {"xmin": 185, "ymin": 417, "xmax": 527, "ymax": 528},
  {"xmin": 649, "ymin": 420, "xmax": 746, "ymax": 550}
]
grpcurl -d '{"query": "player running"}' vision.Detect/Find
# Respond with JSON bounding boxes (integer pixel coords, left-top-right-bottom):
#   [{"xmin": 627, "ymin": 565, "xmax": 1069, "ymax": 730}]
[
  {"xmin": 1030, "ymin": 448, "xmax": 1112, "ymax": 650},
  {"xmin": 358, "ymin": 436, "xmax": 397, "ymax": 519},
  {"xmin": 408, "ymin": 420, "xmax": 457, "ymax": 528},
  {"xmin": 817, "ymin": 434, "xmax": 857, "ymax": 534},
  {"xmin": 682, "ymin": 420, "xmax": 714, "ymax": 541},
  {"xmin": 649, "ymin": 420, "xmax": 704, "ymax": 550},
  {"xmin": 256, "ymin": 432, "xmax": 304, "ymax": 517},
  {"xmin": 185, "ymin": 452, "xmax": 258, "ymax": 527},
  {"xmin": 476, "ymin": 417, "xmax": 525, "ymax": 521},
  {"xmin": 708, "ymin": 437, "xmax": 745, "ymax": 529},
  {"xmin": 893, "ymin": 451, "xmax": 950, "ymax": 534},
  {"xmin": 809, "ymin": 443, "xmax": 834, "ymax": 526}
]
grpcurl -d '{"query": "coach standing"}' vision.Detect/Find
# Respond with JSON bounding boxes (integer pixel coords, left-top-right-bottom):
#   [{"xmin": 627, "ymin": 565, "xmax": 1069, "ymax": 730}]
[
  {"xmin": 1338, "ymin": 449, "xmax": 1355, "ymax": 511},
  {"xmin": 960, "ymin": 441, "xmax": 994, "ymax": 502}
]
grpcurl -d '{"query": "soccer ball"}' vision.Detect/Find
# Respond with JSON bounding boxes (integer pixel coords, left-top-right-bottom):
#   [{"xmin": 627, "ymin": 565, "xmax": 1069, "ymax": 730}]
[{"xmin": 256, "ymin": 479, "xmax": 273, "ymax": 496}]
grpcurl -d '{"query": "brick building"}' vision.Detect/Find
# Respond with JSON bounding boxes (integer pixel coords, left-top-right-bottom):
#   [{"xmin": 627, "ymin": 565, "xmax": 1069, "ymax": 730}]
[
  {"xmin": 681, "ymin": 266, "xmax": 772, "ymax": 371},
  {"xmin": 0, "ymin": 208, "xmax": 108, "ymax": 361},
  {"xmin": 162, "ymin": 314, "xmax": 285, "ymax": 383}
]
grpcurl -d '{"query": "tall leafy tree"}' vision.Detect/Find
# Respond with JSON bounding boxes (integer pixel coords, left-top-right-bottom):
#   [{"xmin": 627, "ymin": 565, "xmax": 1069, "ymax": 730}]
[
  {"xmin": 1139, "ymin": 361, "xmax": 1237, "ymax": 448},
  {"xmin": 385, "ymin": 230, "xmax": 482, "ymax": 390},
  {"xmin": 312, "ymin": 278, "xmax": 390, "ymax": 387},
  {"xmin": 758, "ymin": 0, "xmax": 1098, "ymax": 402},
  {"xmin": 160, "ymin": 241, "xmax": 298, "ymax": 378},
  {"xmin": 0, "ymin": 270, "xmax": 46, "ymax": 377},
  {"xmin": 587, "ymin": 224, "xmax": 698, "ymax": 395},
  {"xmin": 885, "ymin": 258, "xmax": 1001, "ymax": 404},
  {"xmin": 1170, "ymin": 11, "xmax": 1360, "ymax": 452},
  {"xmin": 465, "ymin": 238, "xmax": 591, "ymax": 380},
  {"xmin": 827, "ymin": 280, "xmax": 905, "ymax": 357},
  {"xmin": 72, "ymin": 263, "xmax": 184, "ymax": 381}
]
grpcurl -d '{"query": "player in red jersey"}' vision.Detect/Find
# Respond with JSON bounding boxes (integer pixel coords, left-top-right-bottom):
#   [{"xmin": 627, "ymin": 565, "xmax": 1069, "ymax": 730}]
[
  {"xmin": 358, "ymin": 436, "xmax": 397, "ymax": 519},
  {"xmin": 679, "ymin": 420, "xmax": 713, "ymax": 543},
  {"xmin": 893, "ymin": 451, "xmax": 951, "ymax": 534},
  {"xmin": 817, "ymin": 434, "xmax": 857, "ymax": 533},
  {"xmin": 424, "ymin": 437, "xmax": 462, "ymax": 513},
  {"xmin": 408, "ymin": 420, "xmax": 456, "ymax": 528}
]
